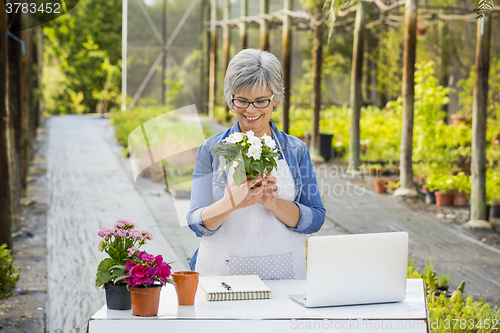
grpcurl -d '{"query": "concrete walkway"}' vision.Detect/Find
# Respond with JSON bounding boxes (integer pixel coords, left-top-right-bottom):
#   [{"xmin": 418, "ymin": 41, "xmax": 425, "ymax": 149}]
[
  {"xmin": 46, "ymin": 115, "xmax": 189, "ymax": 333},
  {"xmin": 316, "ymin": 169, "xmax": 500, "ymax": 305}
]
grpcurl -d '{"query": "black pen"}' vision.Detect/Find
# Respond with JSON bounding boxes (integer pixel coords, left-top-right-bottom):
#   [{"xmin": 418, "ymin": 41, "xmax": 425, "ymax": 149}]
[{"xmin": 221, "ymin": 282, "xmax": 232, "ymax": 290}]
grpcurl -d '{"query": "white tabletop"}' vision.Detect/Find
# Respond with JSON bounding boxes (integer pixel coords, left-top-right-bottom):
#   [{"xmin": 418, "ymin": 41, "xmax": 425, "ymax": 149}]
[{"xmin": 88, "ymin": 278, "xmax": 429, "ymax": 333}]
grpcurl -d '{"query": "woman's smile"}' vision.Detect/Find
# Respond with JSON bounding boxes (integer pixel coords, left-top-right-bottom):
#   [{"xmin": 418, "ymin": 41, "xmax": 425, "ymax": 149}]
[{"xmin": 243, "ymin": 114, "xmax": 263, "ymax": 122}]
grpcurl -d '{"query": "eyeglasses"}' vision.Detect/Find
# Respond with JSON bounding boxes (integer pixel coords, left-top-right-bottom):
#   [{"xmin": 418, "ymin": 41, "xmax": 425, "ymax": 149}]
[{"xmin": 231, "ymin": 94, "xmax": 274, "ymax": 109}]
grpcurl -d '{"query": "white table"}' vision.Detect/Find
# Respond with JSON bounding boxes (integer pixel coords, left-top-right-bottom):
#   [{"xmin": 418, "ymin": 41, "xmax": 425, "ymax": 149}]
[{"xmin": 88, "ymin": 278, "xmax": 429, "ymax": 333}]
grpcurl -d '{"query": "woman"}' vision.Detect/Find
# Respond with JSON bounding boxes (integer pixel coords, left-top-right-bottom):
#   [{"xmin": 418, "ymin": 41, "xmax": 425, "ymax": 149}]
[{"xmin": 187, "ymin": 49, "xmax": 325, "ymax": 280}]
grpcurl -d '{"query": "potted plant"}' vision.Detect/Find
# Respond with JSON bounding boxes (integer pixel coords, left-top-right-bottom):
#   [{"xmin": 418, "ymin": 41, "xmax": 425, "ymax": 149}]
[
  {"xmin": 451, "ymin": 172, "xmax": 470, "ymax": 207},
  {"xmin": 95, "ymin": 219, "xmax": 153, "ymax": 310},
  {"xmin": 214, "ymin": 130, "xmax": 279, "ymax": 187},
  {"xmin": 123, "ymin": 251, "xmax": 174, "ymax": 317},
  {"xmin": 487, "ymin": 169, "xmax": 500, "ymax": 218},
  {"xmin": 426, "ymin": 174, "xmax": 454, "ymax": 206},
  {"xmin": 374, "ymin": 178, "xmax": 389, "ymax": 194},
  {"xmin": 386, "ymin": 180, "xmax": 400, "ymax": 195},
  {"xmin": 0, "ymin": 244, "xmax": 21, "ymax": 300}
]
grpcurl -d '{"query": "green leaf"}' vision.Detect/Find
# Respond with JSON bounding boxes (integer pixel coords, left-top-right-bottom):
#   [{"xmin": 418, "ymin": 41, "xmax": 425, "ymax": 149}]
[
  {"xmin": 250, "ymin": 161, "xmax": 265, "ymax": 178},
  {"xmin": 233, "ymin": 162, "xmax": 246, "ymax": 187},
  {"xmin": 469, "ymin": 0, "xmax": 494, "ymax": 18}
]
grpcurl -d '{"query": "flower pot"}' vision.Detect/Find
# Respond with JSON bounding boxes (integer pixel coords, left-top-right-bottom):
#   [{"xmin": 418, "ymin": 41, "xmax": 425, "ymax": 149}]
[
  {"xmin": 104, "ymin": 283, "xmax": 131, "ymax": 310},
  {"xmin": 492, "ymin": 136, "xmax": 500, "ymax": 146},
  {"xmin": 490, "ymin": 205, "xmax": 500, "ymax": 218},
  {"xmin": 450, "ymin": 114, "xmax": 469, "ymax": 128},
  {"xmin": 130, "ymin": 285, "xmax": 162, "ymax": 317},
  {"xmin": 424, "ymin": 189, "xmax": 436, "ymax": 204},
  {"xmin": 246, "ymin": 174, "xmax": 262, "ymax": 189},
  {"xmin": 435, "ymin": 191, "xmax": 454, "ymax": 206},
  {"xmin": 171, "ymin": 271, "xmax": 199, "ymax": 306},
  {"xmin": 305, "ymin": 132, "xmax": 334, "ymax": 162},
  {"xmin": 374, "ymin": 179, "xmax": 388, "ymax": 194},
  {"xmin": 468, "ymin": 204, "xmax": 491, "ymax": 222},
  {"xmin": 453, "ymin": 192, "xmax": 469, "ymax": 207}
]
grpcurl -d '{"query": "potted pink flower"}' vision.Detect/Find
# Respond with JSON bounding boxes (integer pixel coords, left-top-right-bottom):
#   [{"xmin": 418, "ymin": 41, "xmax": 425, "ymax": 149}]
[
  {"xmin": 95, "ymin": 219, "xmax": 153, "ymax": 310},
  {"xmin": 123, "ymin": 251, "xmax": 174, "ymax": 317}
]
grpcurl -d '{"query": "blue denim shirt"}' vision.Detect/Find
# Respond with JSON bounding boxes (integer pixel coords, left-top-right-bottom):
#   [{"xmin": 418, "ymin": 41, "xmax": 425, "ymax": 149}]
[{"xmin": 186, "ymin": 120, "xmax": 326, "ymax": 270}]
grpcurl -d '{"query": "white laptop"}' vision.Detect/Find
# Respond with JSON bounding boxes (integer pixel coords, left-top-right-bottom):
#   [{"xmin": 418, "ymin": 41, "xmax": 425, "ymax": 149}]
[{"xmin": 290, "ymin": 231, "xmax": 408, "ymax": 308}]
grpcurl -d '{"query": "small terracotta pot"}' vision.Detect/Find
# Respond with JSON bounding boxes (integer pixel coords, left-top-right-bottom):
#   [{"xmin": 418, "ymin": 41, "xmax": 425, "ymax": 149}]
[
  {"xmin": 450, "ymin": 114, "xmax": 469, "ymax": 128},
  {"xmin": 130, "ymin": 285, "xmax": 162, "ymax": 317},
  {"xmin": 492, "ymin": 136, "xmax": 500, "ymax": 146},
  {"xmin": 374, "ymin": 178, "xmax": 388, "ymax": 194},
  {"xmin": 453, "ymin": 192, "xmax": 469, "ymax": 207},
  {"xmin": 172, "ymin": 271, "xmax": 199, "ymax": 306},
  {"xmin": 435, "ymin": 191, "xmax": 454, "ymax": 206},
  {"xmin": 246, "ymin": 174, "xmax": 262, "ymax": 189}
]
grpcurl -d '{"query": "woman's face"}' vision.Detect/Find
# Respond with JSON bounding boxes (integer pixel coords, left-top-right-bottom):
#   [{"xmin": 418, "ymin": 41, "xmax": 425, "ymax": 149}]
[{"xmin": 232, "ymin": 86, "xmax": 277, "ymax": 136}]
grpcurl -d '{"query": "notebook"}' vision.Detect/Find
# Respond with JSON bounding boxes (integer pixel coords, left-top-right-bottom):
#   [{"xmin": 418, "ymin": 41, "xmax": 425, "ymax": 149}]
[
  {"xmin": 290, "ymin": 232, "xmax": 408, "ymax": 308},
  {"xmin": 198, "ymin": 275, "xmax": 272, "ymax": 301}
]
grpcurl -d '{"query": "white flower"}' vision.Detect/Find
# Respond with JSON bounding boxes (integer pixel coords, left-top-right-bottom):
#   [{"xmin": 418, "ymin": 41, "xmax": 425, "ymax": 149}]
[
  {"xmin": 246, "ymin": 130, "xmax": 255, "ymax": 138},
  {"xmin": 246, "ymin": 145, "xmax": 262, "ymax": 160},
  {"xmin": 335, "ymin": 141, "xmax": 343, "ymax": 147},
  {"xmin": 247, "ymin": 135, "xmax": 262, "ymax": 147},
  {"xmin": 261, "ymin": 134, "xmax": 276, "ymax": 149},
  {"xmin": 223, "ymin": 132, "xmax": 244, "ymax": 144}
]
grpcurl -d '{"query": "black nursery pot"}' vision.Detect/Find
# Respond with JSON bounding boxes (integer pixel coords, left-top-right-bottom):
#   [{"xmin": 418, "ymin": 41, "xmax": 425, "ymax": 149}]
[
  {"xmin": 104, "ymin": 283, "xmax": 131, "ymax": 310},
  {"xmin": 425, "ymin": 189, "xmax": 436, "ymax": 204},
  {"xmin": 491, "ymin": 205, "xmax": 500, "ymax": 218}
]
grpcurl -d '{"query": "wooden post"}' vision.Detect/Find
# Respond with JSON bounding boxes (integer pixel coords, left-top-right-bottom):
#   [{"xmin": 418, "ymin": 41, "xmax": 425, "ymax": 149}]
[
  {"xmin": 0, "ymin": 2, "xmax": 13, "ymax": 249},
  {"xmin": 35, "ymin": 28, "xmax": 43, "ymax": 128},
  {"xmin": 223, "ymin": 0, "xmax": 231, "ymax": 120},
  {"xmin": 310, "ymin": 10, "xmax": 323, "ymax": 161},
  {"xmin": 260, "ymin": 0, "xmax": 269, "ymax": 51},
  {"xmin": 395, "ymin": 0, "xmax": 418, "ymax": 197},
  {"xmin": 20, "ymin": 14, "xmax": 32, "ymax": 197},
  {"xmin": 239, "ymin": 0, "xmax": 248, "ymax": 50},
  {"xmin": 281, "ymin": 0, "xmax": 293, "ymax": 134},
  {"xmin": 201, "ymin": 0, "xmax": 210, "ymax": 114},
  {"xmin": 348, "ymin": 1, "xmax": 367, "ymax": 173},
  {"xmin": 161, "ymin": 0, "xmax": 167, "ymax": 106},
  {"xmin": 208, "ymin": 0, "xmax": 217, "ymax": 118},
  {"xmin": 7, "ymin": 11, "xmax": 22, "ymax": 234},
  {"xmin": 470, "ymin": 15, "xmax": 492, "ymax": 225}
]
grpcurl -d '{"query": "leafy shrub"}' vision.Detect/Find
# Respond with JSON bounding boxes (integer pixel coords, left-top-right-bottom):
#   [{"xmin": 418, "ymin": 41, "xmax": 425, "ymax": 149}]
[{"xmin": 0, "ymin": 244, "xmax": 21, "ymax": 300}]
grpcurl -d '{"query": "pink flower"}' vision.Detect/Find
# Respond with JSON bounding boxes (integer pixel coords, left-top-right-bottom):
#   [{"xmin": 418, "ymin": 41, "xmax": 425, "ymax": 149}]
[
  {"xmin": 114, "ymin": 229, "xmax": 127, "ymax": 237},
  {"xmin": 97, "ymin": 227, "xmax": 113, "ymax": 238},
  {"xmin": 98, "ymin": 240, "xmax": 105, "ymax": 252},
  {"xmin": 115, "ymin": 219, "xmax": 135, "ymax": 229},
  {"xmin": 137, "ymin": 251, "xmax": 155, "ymax": 263},
  {"xmin": 142, "ymin": 231, "xmax": 153, "ymax": 241},
  {"xmin": 127, "ymin": 246, "xmax": 138, "ymax": 257},
  {"xmin": 128, "ymin": 229, "xmax": 141, "ymax": 240}
]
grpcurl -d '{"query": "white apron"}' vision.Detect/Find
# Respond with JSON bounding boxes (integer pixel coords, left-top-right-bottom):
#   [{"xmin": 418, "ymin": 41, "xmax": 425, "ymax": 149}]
[{"xmin": 196, "ymin": 134, "xmax": 306, "ymax": 280}]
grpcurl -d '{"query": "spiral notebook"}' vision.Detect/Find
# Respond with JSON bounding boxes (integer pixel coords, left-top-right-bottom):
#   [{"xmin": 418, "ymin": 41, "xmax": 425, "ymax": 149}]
[{"xmin": 198, "ymin": 275, "xmax": 272, "ymax": 301}]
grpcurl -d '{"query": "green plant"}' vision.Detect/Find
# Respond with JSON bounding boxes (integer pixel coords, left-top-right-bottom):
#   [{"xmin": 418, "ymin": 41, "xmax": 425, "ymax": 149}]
[
  {"xmin": 437, "ymin": 268, "xmax": 450, "ymax": 288},
  {"xmin": 426, "ymin": 174, "xmax": 454, "ymax": 193},
  {"xmin": 0, "ymin": 244, "xmax": 21, "ymax": 300},
  {"xmin": 486, "ymin": 169, "xmax": 500, "ymax": 206},
  {"xmin": 452, "ymin": 172, "xmax": 472, "ymax": 198}
]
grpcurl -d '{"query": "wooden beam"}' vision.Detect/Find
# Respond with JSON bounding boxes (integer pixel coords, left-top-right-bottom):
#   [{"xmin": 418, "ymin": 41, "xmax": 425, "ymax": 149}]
[
  {"xmin": 260, "ymin": 0, "xmax": 270, "ymax": 51},
  {"xmin": 208, "ymin": 0, "xmax": 217, "ymax": 118},
  {"xmin": 470, "ymin": 15, "xmax": 492, "ymax": 222},
  {"xmin": 0, "ymin": 0, "xmax": 13, "ymax": 250},
  {"xmin": 201, "ymin": 0, "xmax": 210, "ymax": 114},
  {"xmin": 310, "ymin": 10, "xmax": 323, "ymax": 161},
  {"xmin": 398, "ymin": 0, "xmax": 418, "ymax": 193},
  {"xmin": 239, "ymin": 0, "xmax": 248, "ymax": 50},
  {"xmin": 223, "ymin": 0, "xmax": 231, "ymax": 120},
  {"xmin": 349, "ymin": 1, "xmax": 367, "ymax": 172},
  {"xmin": 281, "ymin": 0, "xmax": 293, "ymax": 134},
  {"xmin": 20, "ymin": 14, "xmax": 31, "ymax": 197}
]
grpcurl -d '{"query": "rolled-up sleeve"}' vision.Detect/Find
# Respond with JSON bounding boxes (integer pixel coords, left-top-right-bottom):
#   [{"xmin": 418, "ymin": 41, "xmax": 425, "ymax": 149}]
[
  {"xmin": 288, "ymin": 145, "xmax": 326, "ymax": 234},
  {"xmin": 186, "ymin": 141, "xmax": 220, "ymax": 237}
]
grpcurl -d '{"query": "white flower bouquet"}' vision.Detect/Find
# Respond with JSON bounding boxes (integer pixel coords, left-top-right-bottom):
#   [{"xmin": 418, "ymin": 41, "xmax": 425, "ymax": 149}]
[{"xmin": 214, "ymin": 130, "xmax": 279, "ymax": 187}]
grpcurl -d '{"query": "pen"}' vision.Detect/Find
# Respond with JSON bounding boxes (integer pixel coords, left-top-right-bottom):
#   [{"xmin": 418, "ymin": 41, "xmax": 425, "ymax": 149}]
[{"xmin": 221, "ymin": 282, "xmax": 232, "ymax": 290}]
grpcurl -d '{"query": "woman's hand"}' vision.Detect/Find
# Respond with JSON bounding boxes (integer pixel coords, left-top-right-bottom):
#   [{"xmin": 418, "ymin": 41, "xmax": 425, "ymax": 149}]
[
  {"xmin": 224, "ymin": 174, "xmax": 264, "ymax": 210},
  {"xmin": 259, "ymin": 171, "xmax": 278, "ymax": 210}
]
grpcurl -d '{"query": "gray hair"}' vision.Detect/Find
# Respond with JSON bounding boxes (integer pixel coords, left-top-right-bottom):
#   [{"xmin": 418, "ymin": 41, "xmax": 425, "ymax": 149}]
[{"xmin": 224, "ymin": 49, "xmax": 284, "ymax": 109}]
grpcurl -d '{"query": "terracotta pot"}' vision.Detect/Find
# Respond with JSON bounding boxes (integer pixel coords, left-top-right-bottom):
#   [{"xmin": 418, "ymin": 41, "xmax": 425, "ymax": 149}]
[
  {"xmin": 435, "ymin": 191, "xmax": 454, "ymax": 206},
  {"xmin": 450, "ymin": 114, "xmax": 469, "ymax": 128},
  {"xmin": 130, "ymin": 285, "xmax": 162, "ymax": 317},
  {"xmin": 171, "ymin": 271, "xmax": 199, "ymax": 306},
  {"xmin": 453, "ymin": 192, "xmax": 469, "ymax": 207},
  {"xmin": 374, "ymin": 178, "xmax": 388, "ymax": 194},
  {"xmin": 492, "ymin": 136, "xmax": 500, "ymax": 146},
  {"xmin": 246, "ymin": 174, "xmax": 262, "ymax": 189}
]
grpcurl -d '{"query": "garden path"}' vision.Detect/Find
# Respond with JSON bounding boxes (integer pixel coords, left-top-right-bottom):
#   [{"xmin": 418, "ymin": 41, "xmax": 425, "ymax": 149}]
[
  {"xmin": 46, "ymin": 115, "xmax": 188, "ymax": 333},
  {"xmin": 315, "ymin": 167, "xmax": 500, "ymax": 305}
]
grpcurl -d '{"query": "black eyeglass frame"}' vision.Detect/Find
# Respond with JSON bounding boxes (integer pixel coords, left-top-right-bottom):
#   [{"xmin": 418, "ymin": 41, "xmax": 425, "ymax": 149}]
[{"xmin": 231, "ymin": 94, "xmax": 275, "ymax": 109}]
